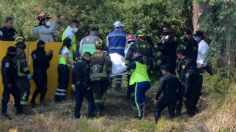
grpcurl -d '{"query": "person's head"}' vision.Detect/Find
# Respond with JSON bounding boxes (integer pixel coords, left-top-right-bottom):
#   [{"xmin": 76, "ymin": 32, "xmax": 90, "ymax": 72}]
[
  {"xmin": 113, "ymin": 21, "xmax": 124, "ymax": 29},
  {"xmin": 127, "ymin": 34, "xmax": 135, "ymax": 43},
  {"xmin": 160, "ymin": 65, "xmax": 170, "ymax": 76},
  {"xmin": 7, "ymin": 46, "xmax": 17, "ymax": 59},
  {"xmin": 193, "ymin": 31, "xmax": 204, "ymax": 42},
  {"xmin": 95, "ymin": 40, "xmax": 104, "ymax": 50},
  {"xmin": 36, "ymin": 12, "xmax": 51, "ymax": 26},
  {"xmin": 63, "ymin": 37, "xmax": 72, "ymax": 48},
  {"xmin": 136, "ymin": 30, "xmax": 145, "ymax": 40},
  {"xmin": 15, "ymin": 36, "xmax": 26, "ymax": 49},
  {"xmin": 184, "ymin": 29, "xmax": 193, "ymax": 40},
  {"xmin": 183, "ymin": 58, "xmax": 194, "ymax": 70},
  {"xmin": 70, "ymin": 20, "xmax": 80, "ymax": 33},
  {"xmin": 37, "ymin": 40, "xmax": 46, "ymax": 50},
  {"xmin": 177, "ymin": 49, "xmax": 186, "ymax": 60},
  {"xmin": 133, "ymin": 52, "xmax": 143, "ymax": 63},
  {"xmin": 89, "ymin": 27, "xmax": 99, "ymax": 36},
  {"xmin": 162, "ymin": 24, "xmax": 172, "ymax": 35},
  {"xmin": 5, "ymin": 17, "xmax": 13, "ymax": 28},
  {"xmin": 83, "ymin": 52, "xmax": 92, "ymax": 61}
]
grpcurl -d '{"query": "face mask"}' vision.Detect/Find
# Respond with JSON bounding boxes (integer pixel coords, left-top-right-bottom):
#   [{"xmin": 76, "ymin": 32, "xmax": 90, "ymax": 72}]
[
  {"xmin": 72, "ymin": 28, "xmax": 78, "ymax": 33},
  {"xmin": 38, "ymin": 47, "xmax": 45, "ymax": 51},
  {"xmin": 45, "ymin": 21, "xmax": 51, "ymax": 27},
  {"xmin": 8, "ymin": 54, "xmax": 16, "ymax": 59}
]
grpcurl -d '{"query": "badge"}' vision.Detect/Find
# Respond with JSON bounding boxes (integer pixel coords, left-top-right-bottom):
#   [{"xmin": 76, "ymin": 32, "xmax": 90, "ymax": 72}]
[
  {"xmin": 0, "ymin": 31, "xmax": 3, "ymax": 36},
  {"xmin": 186, "ymin": 73, "xmax": 190, "ymax": 78},
  {"xmin": 5, "ymin": 62, "xmax": 10, "ymax": 68},
  {"xmin": 32, "ymin": 54, "xmax": 37, "ymax": 59}
]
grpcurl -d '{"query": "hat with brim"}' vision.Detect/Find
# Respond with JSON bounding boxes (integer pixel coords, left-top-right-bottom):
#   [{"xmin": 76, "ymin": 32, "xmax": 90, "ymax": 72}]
[{"xmin": 113, "ymin": 21, "xmax": 124, "ymax": 28}]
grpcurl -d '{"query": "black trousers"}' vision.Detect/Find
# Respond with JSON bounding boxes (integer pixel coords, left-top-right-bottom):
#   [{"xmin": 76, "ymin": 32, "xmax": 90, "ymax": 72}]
[
  {"xmin": 184, "ymin": 96, "xmax": 200, "ymax": 116},
  {"xmin": 2, "ymin": 84, "xmax": 23, "ymax": 114},
  {"xmin": 31, "ymin": 72, "xmax": 47, "ymax": 104},
  {"xmin": 91, "ymin": 81, "xmax": 109, "ymax": 112},
  {"xmin": 54, "ymin": 65, "xmax": 69, "ymax": 102},
  {"xmin": 16, "ymin": 77, "xmax": 30, "ymax": 104},
  {"xmin": 74, "ymin": 84, "xmax": 95, "ymax": 118},
  {"xmin": 161, "ymin": 56, "xmax": 176, "ymax": 74},
  {"xmin": 154, "ymin": 97, "xmax": 177, "ymax": 122}
]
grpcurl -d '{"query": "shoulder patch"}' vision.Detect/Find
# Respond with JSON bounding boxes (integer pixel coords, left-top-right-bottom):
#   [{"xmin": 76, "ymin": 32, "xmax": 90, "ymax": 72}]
[
  {"xmin": 0, "ymin": 31, "xmax": 3, "ymax": 36},
  {"xmin": 4, "ymin": 62, "xmax": 10, "ymax": 68},
  {"xmin": 186, "ymin": 72, "xmax": 190, "ymax": 78},
  {"xmin": 32, "ymin": 54, "xmax": 37, "ymax": 59}
]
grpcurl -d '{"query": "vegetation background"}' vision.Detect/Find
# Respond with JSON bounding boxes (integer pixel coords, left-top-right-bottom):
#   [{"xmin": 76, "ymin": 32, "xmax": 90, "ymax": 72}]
[{"xmin": 0, "ymin": 0, "xmax": 235, "ymax": 131}]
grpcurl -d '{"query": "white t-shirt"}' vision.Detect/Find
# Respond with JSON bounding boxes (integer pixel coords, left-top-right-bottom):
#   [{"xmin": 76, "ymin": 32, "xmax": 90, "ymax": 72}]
[
  {"xmin": 61, "ymin": 47, "xmax": 70, "ymax": 56},
  {"xmin": 197, "ymin": 40, "xmax": 209, "ymax": 66}
]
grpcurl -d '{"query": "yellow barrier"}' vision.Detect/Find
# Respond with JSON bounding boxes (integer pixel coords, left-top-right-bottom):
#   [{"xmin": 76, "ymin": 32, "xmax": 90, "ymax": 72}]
[{"xmin": 0, "ymin": 41, "xmax": 71, "ymax": 102}]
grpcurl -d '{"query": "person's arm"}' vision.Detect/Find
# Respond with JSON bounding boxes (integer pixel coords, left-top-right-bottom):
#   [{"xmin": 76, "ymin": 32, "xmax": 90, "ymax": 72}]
[
  {"xmin": 104, "ymin": 52, "xmax": 112, "ymax": 73},
  {"xmin": 2, "ymin": 60, "xmax": 12, "ymax": 87},
  {"xmin": 64, "ymin": 53, "xmax": 72, "ymax": 65},
  {"xmin": 79, "ymin": 39, "xmax": 83, "ymax": 54},
  {"xmin": 156, "ymin": 77, "xmax": 165, "ymax": 100},
  {"xmin": 126, "ymin": 62, "xmax": 136, "ymax": 71},
  {"xmin": 39, "ymin": 23, "xmax": 58, "ymax": 34}
]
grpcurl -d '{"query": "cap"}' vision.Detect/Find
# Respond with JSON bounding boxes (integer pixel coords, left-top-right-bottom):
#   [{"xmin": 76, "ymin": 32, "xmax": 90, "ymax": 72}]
[
  {"xmin": 37, "ymin": 40, "xmax": 46, "ymax": 47},
  {"xmin": 160, "ymin": 65, "xmax": 169, "ymax": 71},
  {"xmin": 15, "ymin": 36, "xmax": 25, "ymax": 44},
  {"xmin": 184, "ymin": 29, "xmax": 192, "ymax": 35},
  {"xmin": 7, "ymin": 46, "xmax": 17, "ymax": 54},
  {"xmin": 194, "ymin": 31, "xmax": 204, "ymax": 38},
  {"xmin": 113, "ymin": 21, "xmax": 124, "ymax": 28}
]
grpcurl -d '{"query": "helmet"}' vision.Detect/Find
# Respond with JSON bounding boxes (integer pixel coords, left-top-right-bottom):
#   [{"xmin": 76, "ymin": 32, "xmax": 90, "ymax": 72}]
[
  {"xmin": 36, "ymin": 11, "xmax": 51, "ymax": 21},
  {"xmin": 133, "ymin": 52, "xmax": 143, "ymax": 62},
  {"xmin": 95, "ymin": 40, "xmax": 103, "ymax": 49},
  {"xmin": 15, "ymin": 36, "xmax": 25, "ymax": 44},
  {"xmin": 127, "ymin": 34, "xmax": 135, "ymax": 42},
  {"xmin": 136, "ymin": 30, "xmax": 145, "ymax": 37}
]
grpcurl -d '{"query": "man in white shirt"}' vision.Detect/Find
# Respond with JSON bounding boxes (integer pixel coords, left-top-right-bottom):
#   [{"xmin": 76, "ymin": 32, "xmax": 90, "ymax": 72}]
[{"xmin": 194, "ymin": 31, "xmax": 209, "ymax": 69}]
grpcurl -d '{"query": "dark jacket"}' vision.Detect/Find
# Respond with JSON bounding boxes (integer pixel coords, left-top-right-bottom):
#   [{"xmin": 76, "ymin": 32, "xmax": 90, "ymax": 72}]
[
  {"xmin": 0, "ymin": 27, "xmax": 17, "ymax": 41},
  {"xmin": 73, "ymin": 58, "xmax": 91, "ymax": 88},
  {"xmin": 159, "ymin": 33, "xmax": 178, "ymax": 57},
  {"xmin": 156, "ymin": 73, "xmax": 182, "ymax": 101},
  {"xmin": 32, "ymin": 48, "xmax": 52, "ymax": 75},
  {"xmin": 184, "ymin": 68, "xmax": 201, "ymax": 97},
  {"xmin": 184, "ymin": 39, "xmax": 198, "ymax": 63},
  {"xmin": 1, "ymin": 55, "xmax": 17, "ymax": 85}
]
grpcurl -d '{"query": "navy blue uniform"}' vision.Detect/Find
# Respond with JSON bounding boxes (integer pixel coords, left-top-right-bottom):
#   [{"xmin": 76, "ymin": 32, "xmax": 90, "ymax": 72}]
[
  {"xmin": 154, "ymin": 73, "xmax": 182, "ymax": 122},
  {"xmin": 0, "ymin": 27, "xmax": 17, "ymax": 41},
  {"xmin": 31, "ymin": 48, "xmax": 52, "ymax": 105},
  {"xmin": 184, "ymin": 39, "xmax": 198, "ymax": 66},
  {"xmin": 73, "ymin": 59, "xmax": 95, "ymax": 118},
  {"xmin": 1, "ymin": 55, "xmax": 22, "ymax": 114}
]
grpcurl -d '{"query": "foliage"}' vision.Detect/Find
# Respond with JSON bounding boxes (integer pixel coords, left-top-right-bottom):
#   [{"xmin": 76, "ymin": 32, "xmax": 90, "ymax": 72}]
[{"xmin": 0, "ymin": 0, "xmax": 193, "ymax": 41}]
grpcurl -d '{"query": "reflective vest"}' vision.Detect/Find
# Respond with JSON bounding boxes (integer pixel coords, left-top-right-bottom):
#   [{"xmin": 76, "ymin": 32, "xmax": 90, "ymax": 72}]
[
  {"xmin": 59, "ymin": 46, "xmax": 73, "ymax": 66},
  {"xmin": 129, "ymin": 62, "xmax": 150, "ymax": 85},
  {"xmin": 62, "ymin": 27, "xmax": 77, "ymax": 54},
  {"xmin": 107, "ymin": 29, "xmax": 126, "ymax": 57}
]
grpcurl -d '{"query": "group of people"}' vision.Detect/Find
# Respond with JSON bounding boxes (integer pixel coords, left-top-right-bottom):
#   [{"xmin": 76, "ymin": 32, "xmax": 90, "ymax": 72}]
[{"xmin": 0, "ymin": 12, "xmax": 211, "ymax": 123}]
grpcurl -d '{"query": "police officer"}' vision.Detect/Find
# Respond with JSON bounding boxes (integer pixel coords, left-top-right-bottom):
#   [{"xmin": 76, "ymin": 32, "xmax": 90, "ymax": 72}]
[
  {"xmin": 90, "ymin": 41, "xmax": 112, "ymax": 115},
  {"xmin": 158, "ymin": 24, "xmax": 178, "ymax": 74},
  {"xmin": 126, "ymin": 53, "xmax": 151, "ymax": 119},
  {"xmin": 183, "ymin": 29, "xmax": 198, "ymax": 66},
  {"xmin": 73, "ymin": 52, "xmax": 95, "ymax": 118},
  {"xmin": 2, "ymin": 46, "xmax": 23, "ymax": 118},
  {"xmin": 79, "ymin": 27, "xmax": 102, "ymax": 56},
  {"xmin": 175, "ymin": 49, "xmax": 188, "ymax": 115},
  {"xmin": 135, "ymin": 29, "xmax": 156, "ymax": 75},
  {"xmin": 62, "ymin": 20, "xmax": 80, "ymax": 58},
  {"xmin": 0, "ymin": 17, "xmax": 17, "ymax": 41},
  {"xmin": 54, "ymin": 38, "xmax": 73, "ymax": 102},
  {"xmin": 183, "ymin": 59, "xmax": 202, "ymax": 117},
  {"xmin": 30, "ymin": 40, "xmax": 53, "ymax": 106},
  {"xmin": 154, "ymin": 65, "xmax": 182, "ymax": 123},
  {"xmin": 106, "ymin": 21, "xmax": 126, "ymax": 91},
  {"xmin": 15, "ymin": 37, "xmax": 32, "ymax": 105}
]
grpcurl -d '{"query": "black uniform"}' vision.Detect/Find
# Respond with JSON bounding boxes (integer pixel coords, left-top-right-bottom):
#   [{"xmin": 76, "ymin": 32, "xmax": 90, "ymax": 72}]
[
  {"xmin": 159, "ymin": 33, "xmax": 178, "ymax": 74},
  {"xmin": 183, "ymin": 67, "xmax": 202, "ymax": 116},
  {"xmin": 31, "ymin": 47, "xmax": 52, "ymax": 105},
  {"xmin": 154, "ymin": 73, "xmax": 182, "ymax": 122},
  {"xmin": 0, "ymin": 27, "xmax": 17, "ymax": 41},
  {"xmin": 73, "ymin": 58, "xmax": 95, "ymax": 118},
  {"xmin": 184, "ymin": 39, "xmax": 198, "ymax": 66},
  {"xmin": 1, "ymin": 54, "xmax": 23, "ymax": 114}
]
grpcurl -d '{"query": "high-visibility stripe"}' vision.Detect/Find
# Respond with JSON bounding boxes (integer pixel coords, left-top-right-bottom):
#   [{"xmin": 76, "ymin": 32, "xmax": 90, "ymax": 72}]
[
  {"xmin": 55, "ymin": 92, "xmax": 66, "ymax": 96},
  {"xmin": 56, "ymin": 89, "xmax": 66, "ymax": 92},
  {"xmin": 109, "ymin": 47, "xmax": 125, "ymax": 50},
  {"xmin": 135, "ymin": 83, "xmax": 141, "ymax": 116},
  {"xmin": 108, "ymin": 34, "xmax": 126, "ymax": 37}
]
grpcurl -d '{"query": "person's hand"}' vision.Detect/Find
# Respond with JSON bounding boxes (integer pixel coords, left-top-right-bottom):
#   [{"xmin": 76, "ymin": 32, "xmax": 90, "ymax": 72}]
[
  {"xmin": 71, "ymin": 84, "xmax": 76, "ymax": 91},
  {"xmin": 47, "ymin": 50, "xmax": 53, "ymax": 55}
]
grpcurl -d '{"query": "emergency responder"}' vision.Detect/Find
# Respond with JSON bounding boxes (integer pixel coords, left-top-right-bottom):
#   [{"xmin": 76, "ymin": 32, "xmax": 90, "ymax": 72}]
[
  {"xmin": 79, "ymin": 27, "xmax": 101, "ymax": 56},
  {"xmin": 33, "ymin": 12, "xmax": 61, "ymax": 42},
  {"xmin": 0, "ymin": 17, "xmax": 17, "ymax": 41},
  {"xmin": 73, "ymin": 52, "xmax": 95, "ymax": 119},
  {"xmin": 54, "ymin": 38, "xmax": 73, "ymax": 102},
  {"xmin": 154, "ymin": 65, "xmax": 182, "ymax": 123},
  {"xmin": 30, "ymin": 40, "xmax": 53, "ymax": 107},
  {"xmin": 135, "ymin": 29, "xmax": 155, "ymax": 75},
  {"xmin": 183, "ymin": 29, "xmax": 198, "ymax": 66},
  {"xmin": 2, "ymin": 46, "xmax": 23, "ymax": 118},
  {"xmin": 126, "ymin": 53, "xmax": 151, "ymax": 119},
  {"xmin": 158, "ymin": 24, "xmax": 178, "ymax": 74},
  {"xmin": 125, "ymin": 34, "xmax": 136, "ymax": 100},
  {"xmin": 175, "ymin": 49, "xmax": 188, "ymax": 116},
  {"xmin": 90, "ymin": 40, "xmax": 112, "ymax": 115},
  {"xmin": 62, "ymin": 20, "xmax": 80, "ymax": 58},
  {"xmin": 106, "ymin": 21, "xmax": 127, "ymax": 91},
  {"xmin": 15, "ymin": 37, "xmax": 32, "ymax": 105},
  {"xmin": 182, "ymin": 59, "xmax": 202, "ymax": 117}
]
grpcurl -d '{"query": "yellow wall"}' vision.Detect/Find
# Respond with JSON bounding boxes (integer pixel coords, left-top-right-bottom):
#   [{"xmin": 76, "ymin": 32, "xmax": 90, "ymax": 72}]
[{"xmin": 0, "ymin": 41, "xmax": 71, "ymax": 102}]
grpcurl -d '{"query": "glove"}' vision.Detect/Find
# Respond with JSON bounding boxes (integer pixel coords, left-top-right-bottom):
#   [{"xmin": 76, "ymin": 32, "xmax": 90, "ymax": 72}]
[
  {"xmin": 27, "ymin": 74, "xmax": 32, "ymax": 80},
  {"xmin": 71, "ymin": 84, "xmax": 76, "ymax": 91}
]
